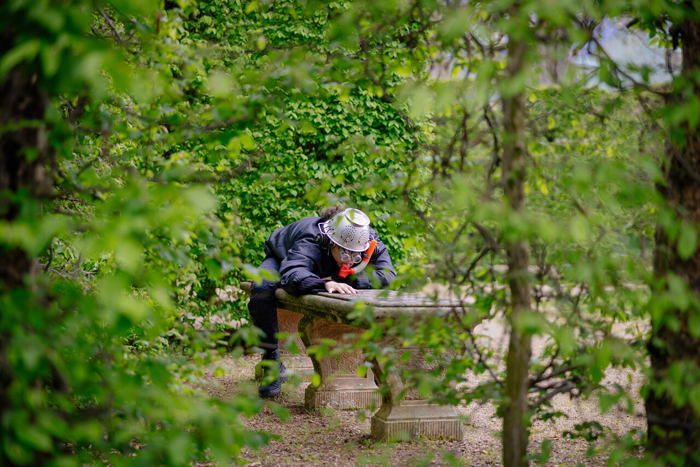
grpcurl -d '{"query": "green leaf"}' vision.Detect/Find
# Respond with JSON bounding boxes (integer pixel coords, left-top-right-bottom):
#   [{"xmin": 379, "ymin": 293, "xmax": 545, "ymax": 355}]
[
  {"xmin": 537, "ymin": 439, "xmax": 552, "ymax": 465},
  {"xmin": 243, "ymin": 264, "xmax": 263, "ymax": 284},
  {"xmin": 18, "ymin": 426, "xmax": 52, "ymax": 452},
  {"xmin": 589, "ymin": 363, "xmax": 605, "ymax": 384},
  {"xmin": 678, "ymin": 221, "xmax": 698, "ymax": 260},
  {"xmin": 207, "ymin": 70, "xmax": 234, "ymax": 97},
  {"xmin": 286, "ymin": 336, "xmax": 300, "ymax": 355},
  {"xmin": 417, "ymin": 377, "xmax": 432, "ymax": 399},
  {"xmin": 114, "ymin": 240, "xmax": 143, "ymax": 273},
  {"xmin": 0, "ymin": 40, "xmax": 41, "ymax": 77},
  {"xmin": 689, "ymin": 312, "xmax": 700, "ymax": 338},
  {"xmin": 239, "ymin": 133, "xmax": 255, "ymax": 150},
  {"xmin": 40, "ymin": 45, "xmax": 61, "ymax": 78},
  {"xmin": 167, "ymin": 434, "xmax": 191, "ymax": 463},
  {"xmin": 205, "ymin": 259, "xmax": 222, "ymax": 280},
  {"xmin": 183, "ymin": 186, "xmax": 218, "ymax": 212}
]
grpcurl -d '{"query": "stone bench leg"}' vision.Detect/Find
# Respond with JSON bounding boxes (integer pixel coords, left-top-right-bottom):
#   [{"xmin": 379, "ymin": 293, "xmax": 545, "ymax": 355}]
[
  {"xmin": 256, "ymin": 308, "xmax": 314, "ymax": 380},
  {"xmin": 370, "ymin": 346, "xmax": 463, "ymax": 441},
  {"xmin": 299, "ymin": 316, "xmax": 380, "ymax": 410},
  {"xmin": 277, "ymin": 308, "xmax": 315, "ymax": 377}
]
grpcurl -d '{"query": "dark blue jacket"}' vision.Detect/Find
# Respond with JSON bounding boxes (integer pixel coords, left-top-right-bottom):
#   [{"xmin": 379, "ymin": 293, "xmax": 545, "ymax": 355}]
[{"xmin": 264, "ymin": 217, "xmax": 395, "ymax": 296}]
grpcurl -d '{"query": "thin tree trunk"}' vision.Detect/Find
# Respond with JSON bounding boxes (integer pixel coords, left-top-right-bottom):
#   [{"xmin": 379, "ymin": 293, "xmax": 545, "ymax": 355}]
[
  {"xmin": 501, "ymin": 37, "xmax": 532, "ymax": 467},
  {"xmin": 0, "ymin": 34, "xmax": 53, "ymax": 286},
  {"xmin": 646, "ymin": 15, "xmax": 700, "ymax": 461},
  {"xmin": 0, "ymin": 31, "xmax": 53, "ymax": 466},
  {"xmin": 0, "ymin": 70, "xmax": 51, "ymax": 283}
]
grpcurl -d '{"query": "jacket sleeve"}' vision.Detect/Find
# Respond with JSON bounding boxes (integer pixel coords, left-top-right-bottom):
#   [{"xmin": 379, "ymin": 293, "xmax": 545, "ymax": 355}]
[
  {"xmin": 297, "ymin": 277, "xmax": 328, "ymax": 295},
  {"xmin": 279, "ymin": 241, "xmax": 322, "ymax": 296},
  {"xmin": 350, "ymin": 239, "xmax": 395, "ymax": 289}
]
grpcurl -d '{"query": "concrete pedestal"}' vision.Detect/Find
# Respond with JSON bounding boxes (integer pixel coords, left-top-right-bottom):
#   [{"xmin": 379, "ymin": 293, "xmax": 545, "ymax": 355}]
[
  {"xmin": 305, "ymin": 373, "xmax": 379, "ymax": 410},
  {"xmin": 370, "ymin": 345, "xmax": 463, "ymax": 441},
  {"xmin": 371, "ymin": 400, "xmax": 463, "ymax": 441},
  {"xmin": 300, "ymin": 316, "xmax": 380, "ymax": 410}
]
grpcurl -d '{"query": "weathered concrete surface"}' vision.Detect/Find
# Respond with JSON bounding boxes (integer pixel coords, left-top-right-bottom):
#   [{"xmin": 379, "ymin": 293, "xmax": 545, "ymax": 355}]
[
  {"xmin": 240, "ymin": 282, "xmax": 464, "ymax": 441},
  {"xmin": 371, "ymin": 400, "xmax": 463, "ymax": 441},
  {"xmin": 299, "ymin": 316, "xmax": 380, "ymax": 410},
  {"xmin": 240, "ymin": 283, "xmax": 465, "ymax": 324}
]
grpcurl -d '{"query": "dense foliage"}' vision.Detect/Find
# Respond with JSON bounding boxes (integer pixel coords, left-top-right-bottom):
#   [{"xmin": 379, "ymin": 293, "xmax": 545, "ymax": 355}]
[
  {"xmin": 3, "ymin": 0, "xmax": 700, "ymax": 466},
  {"xmin": 329, "ymin": 1, "xmax": 698, "ymax": 466},
  {"xmin": 1, "ymin": 0, "xmax": 428, "ymax": 465},
  {"xmin": 142, "ymin": 0, "xmax": 428, "ymax": 320}
]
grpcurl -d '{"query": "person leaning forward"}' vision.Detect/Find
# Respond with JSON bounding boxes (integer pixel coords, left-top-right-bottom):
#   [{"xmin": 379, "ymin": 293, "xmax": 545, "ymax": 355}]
[{"xmin": 248, "ymin": 206, "xmax": 396, "ymax": 397}]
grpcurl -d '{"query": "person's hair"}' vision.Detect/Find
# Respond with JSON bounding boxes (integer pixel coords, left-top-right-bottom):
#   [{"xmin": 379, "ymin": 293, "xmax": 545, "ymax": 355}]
[{"xmin": 319, "ymin": 205, "xmax": 346, "ymax": 221}]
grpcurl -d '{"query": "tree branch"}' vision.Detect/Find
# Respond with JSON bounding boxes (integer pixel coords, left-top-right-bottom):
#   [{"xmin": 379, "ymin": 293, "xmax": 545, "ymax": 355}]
[{"xmin": 530, "ymin": 381, "xmax": 576, "ymax": 409}]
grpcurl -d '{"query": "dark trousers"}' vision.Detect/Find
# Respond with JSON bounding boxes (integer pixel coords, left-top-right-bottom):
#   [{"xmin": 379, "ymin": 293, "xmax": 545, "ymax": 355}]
[{"xmin": 247, "ymin": 254, "xmax": 281, "ymax": 359}]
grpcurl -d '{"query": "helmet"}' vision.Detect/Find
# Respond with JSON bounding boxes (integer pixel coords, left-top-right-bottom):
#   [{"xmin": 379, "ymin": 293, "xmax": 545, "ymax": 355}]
[{"xmin": 318, "ymin": 208, "xmax": 372, "ymax": 252}]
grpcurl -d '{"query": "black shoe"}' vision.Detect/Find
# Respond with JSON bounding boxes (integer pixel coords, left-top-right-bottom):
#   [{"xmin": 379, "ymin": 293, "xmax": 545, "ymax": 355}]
[{"xmin": 259, "ymin": 359, "xmax": 288, "ymax": 398}]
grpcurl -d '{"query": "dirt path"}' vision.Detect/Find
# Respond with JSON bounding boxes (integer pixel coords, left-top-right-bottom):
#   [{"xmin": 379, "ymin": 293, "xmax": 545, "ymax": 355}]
[{"xmin": 200, "ymin": 351, "xmax": 645, "ymax": 467}]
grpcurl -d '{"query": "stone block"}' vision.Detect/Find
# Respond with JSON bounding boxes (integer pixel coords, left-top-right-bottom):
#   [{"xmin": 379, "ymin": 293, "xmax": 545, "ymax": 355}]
[
  {"xmin": 299, "ymin": 316, "xmax": 380, "ymax": 410},
  {"xmin": 305, "ymin": 373, "xmax": 380, "ymax": 410},
  {"xmin": 370, "ymin": 400, "xmax": 463, "ymax": 441}
]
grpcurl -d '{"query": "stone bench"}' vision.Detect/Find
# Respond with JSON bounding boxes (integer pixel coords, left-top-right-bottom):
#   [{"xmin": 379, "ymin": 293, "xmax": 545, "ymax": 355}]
[{"xmin": 241, "ymin": 282, "xmax": 465, "ymax": 441}]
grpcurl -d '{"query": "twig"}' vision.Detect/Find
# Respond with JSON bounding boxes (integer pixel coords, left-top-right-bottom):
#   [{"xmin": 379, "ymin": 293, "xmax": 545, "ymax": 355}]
[
  {"xmin": 472, "ymin": 222, "xmax": 502, "ymax": 257},
  {"xmin": 53, "ymin": 208, "xmax": 81, "ymax": 216},
  {"xmin": 667, "ymin": 141, "xmax": 700, "ymax": 186},
  {"xmin": 461, "ymin": 315, "xmax": 504, "ymax": 388},
  {"xmin": 646, "ymin": 412, "xmax": 700, "ymax": 431},
  {"xmin": 460, "ymin": 246, "xmax": 491, "ymax": 286},
  {"xmin": 99, "ymin": 9, "xmax": 132, "ymax": 53},
  {"xmin": 44, "ymin": 245, "xmax": 54, "ymax": 273},
  {"xmin": 530, "ymin": 380, "xmax": 575, "ymax": 409},
  {"xmin": 483, "ymin": 107, "xmax": 501, "ymax": 188},
  {"xmin": 531, "ymin": 363, "xmax": 581, "ymax": 385},
  {"xmin": 572, "ymin": 16, "xmax": 670, "ymax": 98}
]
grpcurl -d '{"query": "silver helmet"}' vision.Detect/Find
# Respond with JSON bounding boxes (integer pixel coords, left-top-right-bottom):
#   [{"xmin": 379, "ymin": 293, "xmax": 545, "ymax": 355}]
[{"xmin": 319, "ymin": 208, "xmax": 372, "ymax": 252}]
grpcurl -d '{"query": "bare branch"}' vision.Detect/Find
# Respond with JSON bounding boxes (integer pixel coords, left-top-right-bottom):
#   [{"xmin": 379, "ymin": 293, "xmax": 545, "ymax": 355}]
[
  {"xmin": 99, "ymin": 9, "xmax": 138, "ymax": 55},
  {"xmin": 483, "ymin": 107, "xmax": 501, "ymax": 188},
  {"xmin": 530, "ymin": 381, "xmax": 576, "ymax": 409},
  {"xmin": 44, "ymin": 245, "xmax": 54, "ymax": 273}
]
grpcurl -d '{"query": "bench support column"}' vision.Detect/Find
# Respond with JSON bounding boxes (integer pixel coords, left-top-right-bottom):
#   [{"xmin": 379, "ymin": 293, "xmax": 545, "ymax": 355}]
[
  {"xmin": 277, "ymin": 308, "xmax": 315, "ymax": 377},
  {"xmin": 299, "ymin": 316, "xmax": 380, "ymax": 410},
  {"xmin": 370, "ymin": 346, "xmax": 463, "ymax": 441}
]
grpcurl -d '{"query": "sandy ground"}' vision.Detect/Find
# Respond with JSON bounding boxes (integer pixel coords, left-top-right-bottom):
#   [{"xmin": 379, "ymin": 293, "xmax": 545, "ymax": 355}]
[{"xmin": 199, "ymin": 342, "xmax": 646, "ymax": 467}]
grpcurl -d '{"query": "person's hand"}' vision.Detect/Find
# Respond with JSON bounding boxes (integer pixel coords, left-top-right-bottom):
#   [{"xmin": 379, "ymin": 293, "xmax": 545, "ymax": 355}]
[{"xmin": 325, "ymin": 281, "xmax": 357, "ymax": 294}]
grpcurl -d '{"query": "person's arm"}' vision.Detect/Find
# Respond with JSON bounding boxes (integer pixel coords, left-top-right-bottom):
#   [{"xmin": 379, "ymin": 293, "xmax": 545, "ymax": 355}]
[
  {"xmin": 343, "ymin": 240, "xmax": 395, "ymax": 289},
  {"xmin": 296, "ymin": 276, "xmax": 358, "ymax": 294},
  {"xmin": 296, "ymin": 277, "xmax": 328, "ymax": 294},
  {"xmin": 279, "ymin": 242, "xmax": 359, "ymax": 295},
  {"xmin": 279, "ymin": 243, "xmax": 323, "ymax": 296}
]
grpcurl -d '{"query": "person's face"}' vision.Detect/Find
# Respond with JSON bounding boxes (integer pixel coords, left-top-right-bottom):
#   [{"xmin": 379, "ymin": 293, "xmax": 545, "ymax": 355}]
[
  {"xmin": 331, "ymin": 245, "xmax": 359, "ymax": 268},
  {"xmin": 331, "ymin": 245, "xmax": 348, "ymax": 268}
]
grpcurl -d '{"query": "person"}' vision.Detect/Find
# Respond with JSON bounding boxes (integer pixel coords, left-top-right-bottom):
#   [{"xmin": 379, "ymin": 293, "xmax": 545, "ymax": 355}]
[{"xmin": 248, "ymin": 206, "xmax": 396, "ymax": 397}]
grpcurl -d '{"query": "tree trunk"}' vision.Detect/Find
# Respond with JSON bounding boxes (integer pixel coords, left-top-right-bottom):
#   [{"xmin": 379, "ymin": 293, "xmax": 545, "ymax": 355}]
[
  {"xmin": 646, "ymin": 15, "xmax": 700, "ymax": 461},
  {"xmin": 0, "ymin": 64, "xmax": 52, "ymax": 287},
  {"xmin": 501, "ymin": 37, "xmax": 532, "ymax": 467},
  {"xmin": 0, "ymin": 31, "xmax": 53, "ymax": 466}
]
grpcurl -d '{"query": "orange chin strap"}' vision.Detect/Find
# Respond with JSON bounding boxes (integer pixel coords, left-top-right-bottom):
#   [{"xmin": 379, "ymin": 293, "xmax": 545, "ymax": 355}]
[{"xmin": 339, "ymin": 240, "xmax": 377, "ymax": 278}]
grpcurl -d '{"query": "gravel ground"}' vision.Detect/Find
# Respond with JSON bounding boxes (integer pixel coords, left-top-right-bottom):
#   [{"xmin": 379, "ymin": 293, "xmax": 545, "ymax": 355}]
[{"xmin": 199, "ymin": 335, "xmax": 646, "ymax": 467}]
